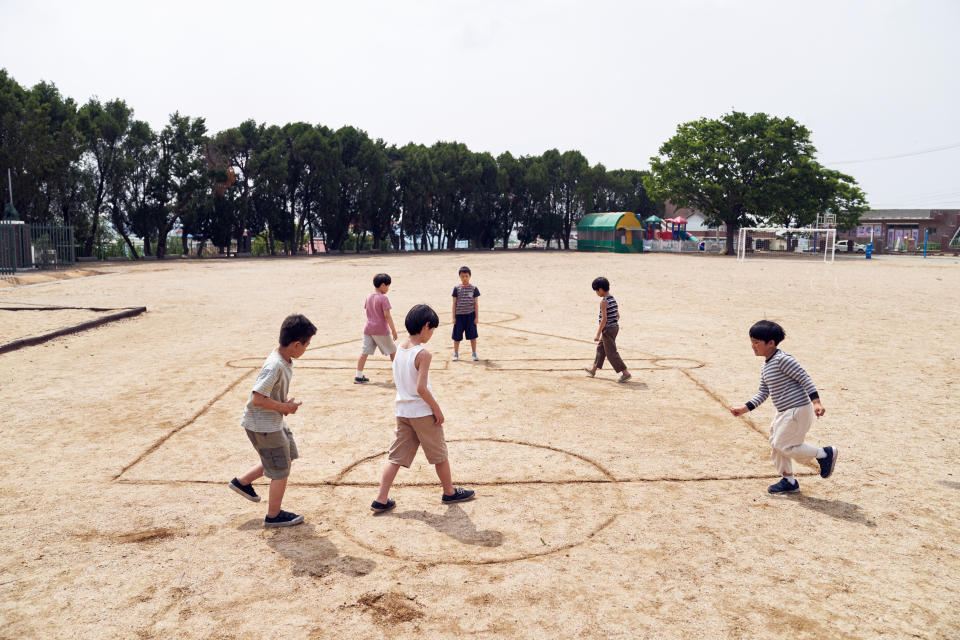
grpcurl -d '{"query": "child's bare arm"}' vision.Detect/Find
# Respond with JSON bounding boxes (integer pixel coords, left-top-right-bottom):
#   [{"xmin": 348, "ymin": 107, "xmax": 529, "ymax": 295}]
[
  {"xmin": 595, "ymin": 300, "xmax": 605, "ymax": 341},
  {"xmin": 474, "ymin": 297, "xmax": 479, "ymax": 324},
  {"xmin": 384, "ymin": 309, "xmax": 398, "ymax": 339},
  {"xmin": 251, "ymin": 391, "xmax": 301, "ymax": 415},
  {"xmin": 414, "ymin": 350, "xmax": 444, "ymax": 425}
]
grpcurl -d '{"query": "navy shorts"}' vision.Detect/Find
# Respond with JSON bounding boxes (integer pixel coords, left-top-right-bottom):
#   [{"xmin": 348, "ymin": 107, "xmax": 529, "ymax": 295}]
[{"xmin": 452, "ymin": 313, "xmax": 478, "ymax": 341}]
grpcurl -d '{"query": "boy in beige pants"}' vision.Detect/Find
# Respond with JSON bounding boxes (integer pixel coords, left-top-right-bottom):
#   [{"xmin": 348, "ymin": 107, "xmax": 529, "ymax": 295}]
[{"xmin": 730, "ymin": 320, "xmax": 839, "ymax": 494}]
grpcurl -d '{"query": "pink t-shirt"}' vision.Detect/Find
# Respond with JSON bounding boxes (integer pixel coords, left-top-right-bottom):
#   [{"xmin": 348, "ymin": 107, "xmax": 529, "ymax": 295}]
[{"xmin": 363, "ymin": 292, "xmax": 391, "ymax": 335}]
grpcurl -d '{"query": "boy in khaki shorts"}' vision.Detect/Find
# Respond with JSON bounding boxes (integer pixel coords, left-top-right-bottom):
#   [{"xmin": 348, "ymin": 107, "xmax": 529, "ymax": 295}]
[
  {"xmin": 370, "ymin": 304, "xmax": 475, "ymax": 512},
  {"xmin": 355, "ymin": 273, "xmax": 398, "ymax": 384},
  {"xmin": 229, "ymin": 314, "xmax": 317, "ymax": 527}
]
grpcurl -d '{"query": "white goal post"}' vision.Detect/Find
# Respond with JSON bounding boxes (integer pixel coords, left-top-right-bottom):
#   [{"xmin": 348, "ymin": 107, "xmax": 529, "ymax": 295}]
[{"xmin": 737, "ymin": 227, "xmax": 837, "ymax": 263}]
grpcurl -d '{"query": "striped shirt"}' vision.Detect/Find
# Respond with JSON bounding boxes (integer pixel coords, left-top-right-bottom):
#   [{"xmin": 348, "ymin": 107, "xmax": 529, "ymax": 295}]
[
  {"xmin": 746, "ymin": 350, "xmax": 819, "ymax": 413},
  {"xmin": 240, "ymin": 350, "xmax": 292, "ymax": 433},
  {"xmin": 598, "ymin": 295, "xmax": 619, "ymax": 327},
  {"xmin": 452, "ymin": 284, "xmax": 480, "ymax": 315}
]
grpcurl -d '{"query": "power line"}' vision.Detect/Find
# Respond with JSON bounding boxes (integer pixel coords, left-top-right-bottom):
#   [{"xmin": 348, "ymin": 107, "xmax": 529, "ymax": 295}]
[{"xmin": 824, "ymin": 141, "xmax": 960, "ymax": 165}]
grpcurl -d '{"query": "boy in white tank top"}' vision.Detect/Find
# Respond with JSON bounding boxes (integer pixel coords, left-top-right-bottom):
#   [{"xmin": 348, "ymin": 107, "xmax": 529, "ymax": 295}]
[{"xmin": 371, "ymin": 304, "xmax": 475, "ymax": 511}]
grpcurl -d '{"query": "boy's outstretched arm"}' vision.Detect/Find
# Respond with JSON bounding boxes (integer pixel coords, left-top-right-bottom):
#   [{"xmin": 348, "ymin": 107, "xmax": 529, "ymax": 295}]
[
  {"xmin": 729, "ymin": 405, "xmax": 750, "ymax": 417},
  {"xmin": 414, "ymin": 350, "xmax": 444, "ymax": 425}
]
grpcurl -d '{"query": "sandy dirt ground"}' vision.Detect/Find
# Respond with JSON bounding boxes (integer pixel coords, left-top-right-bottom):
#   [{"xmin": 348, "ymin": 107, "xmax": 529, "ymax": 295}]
[{"xmin": 0, "ymin": 251, "xmax": 958, "ymax": 639}]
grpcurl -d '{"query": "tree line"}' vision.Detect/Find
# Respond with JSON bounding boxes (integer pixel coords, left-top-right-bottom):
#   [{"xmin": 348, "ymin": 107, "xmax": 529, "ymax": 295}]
[{"xmin": 0, "ymin": 70, "xmax": 660, "ymax": 257}]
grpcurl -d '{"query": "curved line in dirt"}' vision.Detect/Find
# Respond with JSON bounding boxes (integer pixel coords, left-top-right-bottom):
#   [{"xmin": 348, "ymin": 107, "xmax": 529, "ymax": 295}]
[{"xmin": 328, "ymin": 437, "xmax": 622, "ymax": 566}]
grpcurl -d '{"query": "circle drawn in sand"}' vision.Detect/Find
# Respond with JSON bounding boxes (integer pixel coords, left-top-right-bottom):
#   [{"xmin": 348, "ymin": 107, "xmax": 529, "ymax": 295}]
[{"xmin": 328, "ymin": 438, "xmax": 621, "ymax": 565}]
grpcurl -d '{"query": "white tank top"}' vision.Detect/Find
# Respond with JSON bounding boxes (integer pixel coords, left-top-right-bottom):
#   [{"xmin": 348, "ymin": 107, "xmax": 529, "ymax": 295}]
[{"xmin": 393, "ymin": 344, "xmax": 433, "ymax": 418}]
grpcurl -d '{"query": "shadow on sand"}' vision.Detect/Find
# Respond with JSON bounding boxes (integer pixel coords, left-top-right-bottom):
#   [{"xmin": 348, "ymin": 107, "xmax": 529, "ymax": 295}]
[
  {"xmin": 239, "ymin": 520, "xmax": 376, "ymax": 577},
  {"xmin": 787, "ymin": 495, "xmax": 877, "ymax": 528},
  {"xmin": 384, "ymin": 504, "xmax": 504, "ymax": 547},
  {"xmin": 938, "ymin": 480, "xmax": 960, "ymax": 490}
]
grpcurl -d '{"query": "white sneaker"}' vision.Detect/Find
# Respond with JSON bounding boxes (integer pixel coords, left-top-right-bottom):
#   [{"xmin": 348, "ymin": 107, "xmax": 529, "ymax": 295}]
[
  {"xmin": 472, "ymin": 353, "xmax": 479, "ymax": 361},
  {"xmin": 452, "ymin": 353, "xmax": 459, "ymax": 361}
]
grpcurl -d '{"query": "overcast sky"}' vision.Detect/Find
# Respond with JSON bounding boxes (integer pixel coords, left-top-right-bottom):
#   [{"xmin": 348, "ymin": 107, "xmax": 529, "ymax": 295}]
[{"xmin": 2, "ymin": 0, "xmax": 958, "ymax": 208}]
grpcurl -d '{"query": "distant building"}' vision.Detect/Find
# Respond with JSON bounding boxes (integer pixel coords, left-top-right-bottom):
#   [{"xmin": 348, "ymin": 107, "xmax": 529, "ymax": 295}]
[{"xmin": 837, "ymin": 209, "xmax": 960, "ymax": 253}]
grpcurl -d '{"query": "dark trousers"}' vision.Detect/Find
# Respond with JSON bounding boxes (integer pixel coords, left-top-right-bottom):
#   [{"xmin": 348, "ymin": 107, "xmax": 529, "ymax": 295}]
[{"xmin": 594, "ymin": 325, "xmax": 626, "ymax": 373}]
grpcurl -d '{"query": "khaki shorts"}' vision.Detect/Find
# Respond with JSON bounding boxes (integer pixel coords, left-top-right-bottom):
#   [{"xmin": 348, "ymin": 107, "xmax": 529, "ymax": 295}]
[
  {"xmin": 245, "ymin": 426, "xmax": 299, "ymax": 480},
  {"xmin": 387, "ymin": 415, "xmax": 448, "ymax": 467},
  {"xmin": 361, "ymin": 333, "xmax": 397, "ymax": 356}
]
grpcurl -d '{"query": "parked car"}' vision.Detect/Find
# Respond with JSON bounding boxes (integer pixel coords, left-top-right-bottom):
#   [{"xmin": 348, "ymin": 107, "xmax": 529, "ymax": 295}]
[{"xmin": 835, "ymin": 240, "xmax": 866, "ymax": 253}]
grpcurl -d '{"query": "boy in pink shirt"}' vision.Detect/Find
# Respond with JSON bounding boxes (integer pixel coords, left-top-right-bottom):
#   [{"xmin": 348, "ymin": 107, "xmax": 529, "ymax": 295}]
[{"xmin": 355, "ymin": 273, "xmax": 398, "ymax": 384}]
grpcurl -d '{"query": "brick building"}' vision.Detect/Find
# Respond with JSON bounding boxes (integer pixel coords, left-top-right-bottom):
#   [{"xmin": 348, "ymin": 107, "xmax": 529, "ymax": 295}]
[{"xmin": 837, "ymin": 209, "xmax": 960, "ymax": 253}]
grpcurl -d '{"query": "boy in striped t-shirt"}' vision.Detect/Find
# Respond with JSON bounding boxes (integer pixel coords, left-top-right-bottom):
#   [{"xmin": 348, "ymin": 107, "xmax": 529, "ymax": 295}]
[
  {"xmin": 730, "ymin": 320, "xmax": 839, "ymax": 494},
  {"xmin": 584, "ymin": 277, "xmax": 632, "ymax": 383},
  {"xmin": 451, "ymin": 266, "xmax": 480, "ymax": 361}
]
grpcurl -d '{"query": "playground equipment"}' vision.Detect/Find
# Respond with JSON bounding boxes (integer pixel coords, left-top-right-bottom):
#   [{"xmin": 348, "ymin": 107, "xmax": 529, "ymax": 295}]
[{"xmin": 577, "ymin": 213, "xmax": 644, "ymax": 253}]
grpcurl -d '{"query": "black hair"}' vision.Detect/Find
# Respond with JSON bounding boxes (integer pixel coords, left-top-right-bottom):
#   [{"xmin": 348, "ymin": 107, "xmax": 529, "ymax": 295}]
[
  {"xmin": 458, "ymin": 266, "xmax": 471, "ymax": 275},
  {"xmin": 404, "ymin": 304, "xmax": 440, "ymax": 335},
  {"xmin": 591, "ymin": 276, "xmax": 610, "ymax": 292},
  {"xmin": 749, "ymin": 320, "xmax": 785, "ymax": 345},
  {"xmin": 279, "ymin": 314, "xmax": 317, "ymax": 346},
  {"xmin": 373, "ymin": 273, "xmax": 391, "ymax": 288}
]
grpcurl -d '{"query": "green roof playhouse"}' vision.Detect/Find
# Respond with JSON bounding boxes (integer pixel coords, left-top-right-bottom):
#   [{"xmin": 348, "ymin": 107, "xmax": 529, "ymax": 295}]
[{"xmin": 577, "ymin": 212, "xmax": 644, "ymax": 253}]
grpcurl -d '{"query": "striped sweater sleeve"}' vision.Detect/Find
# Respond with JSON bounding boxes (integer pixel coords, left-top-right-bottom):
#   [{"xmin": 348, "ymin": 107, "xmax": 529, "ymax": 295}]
[
  {"xmin": 746, "ymin": 377, "xmax": 769, "ymax": 411},
  {"xmin": 777, "ymin": 353, "xmax": 819, "ymax": 400}
]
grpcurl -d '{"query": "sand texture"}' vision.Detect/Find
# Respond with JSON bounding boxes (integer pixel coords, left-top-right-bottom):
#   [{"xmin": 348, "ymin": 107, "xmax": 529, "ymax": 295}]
[{"xmin": 0, "ymin": 252, "xmax": 958, "ymax": 639}]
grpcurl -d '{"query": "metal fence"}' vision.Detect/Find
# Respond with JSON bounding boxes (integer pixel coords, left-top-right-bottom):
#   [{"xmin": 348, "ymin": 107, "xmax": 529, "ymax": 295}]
[{"xmin": 1, "ymin": 221, "xmax": 75, "ymax": 278}]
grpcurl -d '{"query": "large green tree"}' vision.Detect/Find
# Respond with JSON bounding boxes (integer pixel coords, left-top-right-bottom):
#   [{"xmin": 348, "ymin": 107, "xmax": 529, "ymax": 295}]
[
  {"xmin": 154, "ymin": 112, "xmax": 208, "ymax": 258},
  {"xmin": 77, "ymin": 98, "xmax": 133, "ymax": 256},
  {"xmin": 643, "ymin": 111, "xmax": 868, "ymax": 254}
]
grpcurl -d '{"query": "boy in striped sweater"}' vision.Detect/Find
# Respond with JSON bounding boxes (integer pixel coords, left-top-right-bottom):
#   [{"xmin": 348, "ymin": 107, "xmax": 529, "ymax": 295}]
[{"xmin": 730, "ymin": 320, "xmax": 839, "ymax": 494}]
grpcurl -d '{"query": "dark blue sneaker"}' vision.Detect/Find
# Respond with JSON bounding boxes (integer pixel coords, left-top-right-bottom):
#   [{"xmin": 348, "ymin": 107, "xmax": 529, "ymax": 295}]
[
  {"xmin": 767, "ymin": 478, "xmax": 800, "ymax": 494},
  {"xmin": 264, "ymin": 510, "xmax": 304, "ymax": 528},
  {"xmin": 441, "ymin": 487, "xmax": 475, "ymax": 503},
  {"xmin": 818, "ymin": 446, "xmax": 839, "ymax": 479},
  {"xmin": 370, "ymin": 499, "xmax": 396, "ymax": 513},
  {"xmin": 229, "ymin": 477, "xmax": 261, "ymax": 502},
  {"xmin": 354, "ymin": 375, "xmax": 370, "ymax": 384}
]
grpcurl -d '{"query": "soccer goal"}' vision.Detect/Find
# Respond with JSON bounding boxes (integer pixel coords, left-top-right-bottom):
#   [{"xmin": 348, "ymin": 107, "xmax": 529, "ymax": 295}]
[{"xmin": 736, "ymin": 227, "xmax": 837, "ymax": 263}]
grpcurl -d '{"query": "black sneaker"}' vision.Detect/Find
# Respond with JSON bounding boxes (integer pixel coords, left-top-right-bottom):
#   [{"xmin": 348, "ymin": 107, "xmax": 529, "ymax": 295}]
[
  {"xmin": 370, "ymin": 499, "xmax": 396, "ymax": 513},
  {"xmin": 264, "ymin": 510, "xmax": 304, "ymax": 528},
  {"xmin": 818, "ymin": 446, "xmax": 838, "ymax": 478},
  {"xmin": 441, "ymin": 487, "xmax": 476, "ymax": 503},
  {"xmin": 229, "ymin": 477, "xmax": 261, "ymax": 502},
  {"xmin": 354, "ymin": 375, "xmax": 370, "ymax": 384},
  {"xmin": 767, "ymin": 478, "xmax": 800, "ymax": 494}
]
